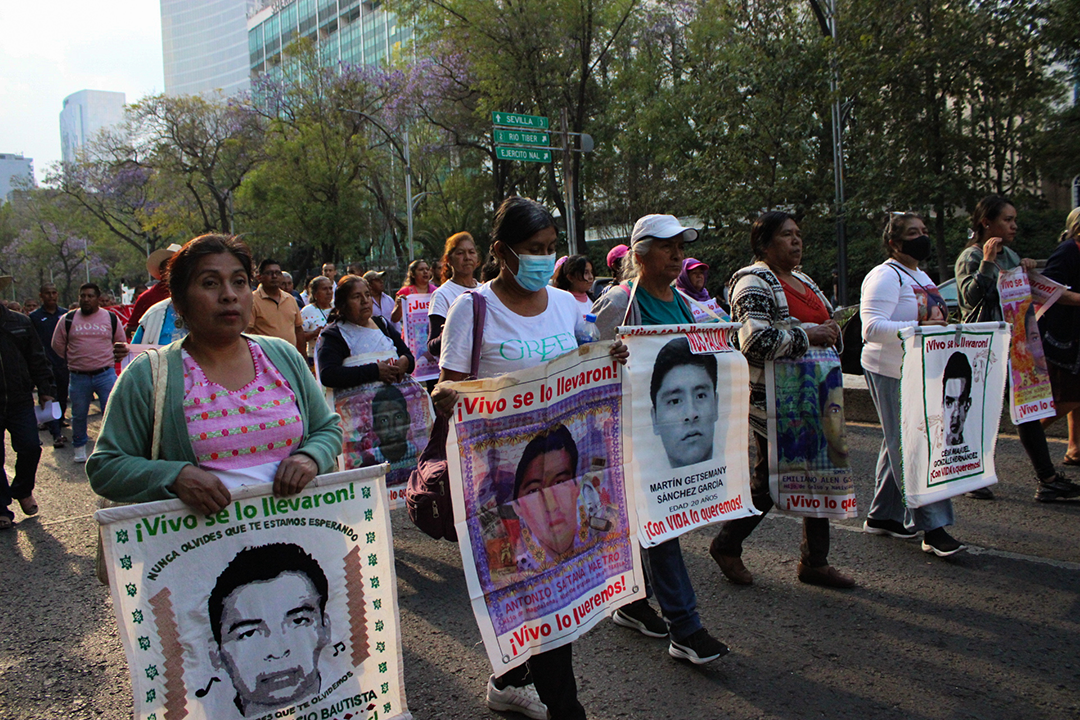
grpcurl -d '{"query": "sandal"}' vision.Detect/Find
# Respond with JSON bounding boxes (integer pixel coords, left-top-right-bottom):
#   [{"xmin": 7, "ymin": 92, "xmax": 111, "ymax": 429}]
[
  {"xmin": 18, "ymin": 496, "xmax": 38, "ymax": 516},
  {"xmin": 1063, "ymin": 454, "xmax": 1080, "ymax": 466},
  {"xmin": 0, "ymin": 516, "xmax": 12, "ymax": 530}
]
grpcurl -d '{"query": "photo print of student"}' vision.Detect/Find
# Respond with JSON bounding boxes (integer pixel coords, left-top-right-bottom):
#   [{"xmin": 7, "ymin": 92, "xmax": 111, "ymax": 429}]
[
  {"xmin": 401, "ymin": 294, "xmax": 439, "ymax": 381},
  {"xmin": 997, "ymin": 266, "xmax": 1056, "ymax": 424},
  {"xmin": 331, "ymin": 372, "xmax": 434, "ymax": 509},
  {"xmin": 899, "ymin": 323, "xmax": 1010, "ymax": 507},
  {"xmin": 621, "ymin": 325, "xmax": 756, "ymax": 547},
  {"xmin": 446, "ymin": 343, "xmax": 643, "ymax": 672},
  {"xmin": 766, "ymin": 347, "xmax": 857, "ymax": 519},
  {"xmin": 95, "ymin": 468, "xmax": 410, "ymax": 720}
]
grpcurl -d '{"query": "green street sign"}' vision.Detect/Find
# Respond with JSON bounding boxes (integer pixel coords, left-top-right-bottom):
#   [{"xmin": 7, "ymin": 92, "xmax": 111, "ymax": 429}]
[
  {"xmin": 493, "ymin": 129, "xmax": 550, "ymax": 147},
  {"xmin": 492, "ymin": 111, "xmax": 550, "ymax": 130},
  {"xmin": 496, "ymin": 145, "xmax": 553, "ymax": 163}
]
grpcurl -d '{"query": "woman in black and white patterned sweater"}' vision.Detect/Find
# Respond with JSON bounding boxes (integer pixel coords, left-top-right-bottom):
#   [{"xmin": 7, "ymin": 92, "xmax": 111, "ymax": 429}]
[{"xmin": 709, "ymin": 211, "xmax": 856, "ymax": 589}]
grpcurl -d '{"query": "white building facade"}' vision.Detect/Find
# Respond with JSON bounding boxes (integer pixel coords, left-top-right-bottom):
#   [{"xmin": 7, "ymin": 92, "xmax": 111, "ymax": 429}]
[
  {"xmin": 59, "ymin": 90, "xmax": 127, "ymax": 165},
  {"xmin": 0, "ymin": 153, "xmax": 35, "ymax": 204}
]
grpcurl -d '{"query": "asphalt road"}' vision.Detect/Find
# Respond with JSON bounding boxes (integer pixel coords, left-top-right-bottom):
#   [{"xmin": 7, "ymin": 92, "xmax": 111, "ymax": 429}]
[{"xmin": 2, "ymin": 414, "xmax": 1078, "ymax": 720}]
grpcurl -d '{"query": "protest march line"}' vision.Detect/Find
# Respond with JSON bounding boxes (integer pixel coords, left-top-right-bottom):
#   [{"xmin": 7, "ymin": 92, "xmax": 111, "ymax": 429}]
[
  {"xmin": 96, "ymin": 465, "xmax": 411, "ymax": 720},
  {"xmin": 445, "ymin": 342, "xmax": 645, "ymax": 672},
  {"xmin": 618, "ymin": 322, "xmax": 757, "ymax": 547}
]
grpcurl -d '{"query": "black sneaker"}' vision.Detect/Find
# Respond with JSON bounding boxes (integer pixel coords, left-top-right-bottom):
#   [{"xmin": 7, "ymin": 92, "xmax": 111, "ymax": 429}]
[
  {"xmin": 922, "ymin": 528, "xmax": 965, "ymax": 557},
  {"xmin": 669, "ymin": 628, "xmax": 729, "ymax": 664},
  {"xmin": 863, "ymin": 518, "xmax": 918, "ymax": 539},
  {"xmin": 612, "ymin": 599, "xmax": 668, "ymax": 638},
  {"xmin": 1035, "ymin": 474, "xmax": 1080, "ymax": 503},
  {"xmin": 965, "ymin": 486, "xmax": 994, "ymax": 500}
]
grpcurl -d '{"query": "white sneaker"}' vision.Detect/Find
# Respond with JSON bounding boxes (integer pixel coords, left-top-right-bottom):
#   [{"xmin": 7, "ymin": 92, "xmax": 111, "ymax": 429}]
[
  {"xmin": 485, "ymin": 675, "xmax": 548, "ymax": 720},
  {"xmin": 73, "ymin": 446, "xmax": 88, "ymax": 463}
]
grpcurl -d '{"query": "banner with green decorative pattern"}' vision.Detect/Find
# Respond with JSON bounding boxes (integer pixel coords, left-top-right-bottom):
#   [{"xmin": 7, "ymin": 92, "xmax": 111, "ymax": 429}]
[{"xmin": 95, "ymin": 466, "xmax": 410, "ymax": 720}]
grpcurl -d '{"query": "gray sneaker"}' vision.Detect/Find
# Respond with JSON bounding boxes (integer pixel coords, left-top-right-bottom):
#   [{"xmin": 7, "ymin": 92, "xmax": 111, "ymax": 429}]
[{"xmin": 486, "ymin": 676, "xmax": 548, "ymax": 720}]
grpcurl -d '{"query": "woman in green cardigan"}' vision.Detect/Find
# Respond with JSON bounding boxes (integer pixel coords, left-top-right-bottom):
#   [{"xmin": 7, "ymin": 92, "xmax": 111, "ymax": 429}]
[{"xmin": 87, "ymin": 235, "xmax": 343, "ymax": 516}]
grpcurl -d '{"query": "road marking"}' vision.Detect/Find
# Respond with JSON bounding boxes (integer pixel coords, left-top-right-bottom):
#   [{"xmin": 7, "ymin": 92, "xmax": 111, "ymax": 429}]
[{"xmin": 770, "ymin": 513, "xmax": 1080, "ymax": 571}]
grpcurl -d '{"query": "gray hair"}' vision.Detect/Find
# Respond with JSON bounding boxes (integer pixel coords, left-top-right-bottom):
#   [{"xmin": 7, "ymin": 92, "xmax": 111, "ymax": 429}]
[
  {"xmin": 308, "ymin": 275, "xmax": 333, "ymax": 293},
  {"xmin": 621, "ymin": 237, "xmax": 653, "ymax": 282},
  {"xmin": 281, "ymin": 271, "xmax": 293, "ymax": 282}
]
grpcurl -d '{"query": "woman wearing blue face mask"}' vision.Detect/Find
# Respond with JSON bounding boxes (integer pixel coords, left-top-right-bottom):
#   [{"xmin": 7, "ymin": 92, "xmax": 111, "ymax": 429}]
[{"xmin": 433, "ymin": 196, "xmax": 628, "ymax": 720}]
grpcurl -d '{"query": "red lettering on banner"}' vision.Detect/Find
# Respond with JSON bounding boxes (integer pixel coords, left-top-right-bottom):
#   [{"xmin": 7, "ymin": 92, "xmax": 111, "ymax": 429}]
[{"xmin": 686, "ymin": 329, "xmax": 731, "ymax": 355}]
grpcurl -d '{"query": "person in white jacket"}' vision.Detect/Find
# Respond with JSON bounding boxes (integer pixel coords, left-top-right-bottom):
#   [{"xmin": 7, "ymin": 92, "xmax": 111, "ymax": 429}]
[{"xmin": 860, "ymin": 213, "xmax": 964, "ymax": 557}]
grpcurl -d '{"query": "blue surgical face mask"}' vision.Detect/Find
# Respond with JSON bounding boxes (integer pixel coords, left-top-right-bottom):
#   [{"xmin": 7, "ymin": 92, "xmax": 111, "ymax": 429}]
[{"xmin": 508, "ymin": 247, "xmax": 557, "ymax": 292}]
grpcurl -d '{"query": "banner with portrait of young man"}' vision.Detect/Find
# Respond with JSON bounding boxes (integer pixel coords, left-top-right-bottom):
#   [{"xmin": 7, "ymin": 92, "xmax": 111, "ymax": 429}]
[
  {"xmin": 96, "ymin": 467, "xmax": 411, "ymax": 720},
  {"xmin": 899, "ymin": 323, "xmax": 1011, "ymax": 507},
  {"xmin": 998, "ymin": 266, "xmax": 1060, "ymax": 424},
  {"xmin": 618, "ymin": 323, "xmax": 756, "ymax": 547},
  {"xmin": 401, "ymin": 294, "xmax": 440, "ymax": 382},
  {"xmin": 446, "ymin": 342, "xmax": 644, "ymax": 673},
  {"xmin": 322, "ymin": 351, "xmax": 435, "ymax": 510},
  {"xmin": 765, "ymin": 346, "xmax": 857, "ymax": 519}
]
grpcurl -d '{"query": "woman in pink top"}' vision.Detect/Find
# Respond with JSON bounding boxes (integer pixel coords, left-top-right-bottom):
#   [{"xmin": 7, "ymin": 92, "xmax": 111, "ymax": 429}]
[{"xmin": 390, "ymin": 259, "xmax": 437, "ymax": 325}]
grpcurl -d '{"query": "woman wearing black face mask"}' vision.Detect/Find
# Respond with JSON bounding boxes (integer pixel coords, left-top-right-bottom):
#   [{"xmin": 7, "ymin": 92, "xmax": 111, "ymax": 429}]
[{"xmin": 859, "ymin": 213, "xmax": 968, "ymax": 557}]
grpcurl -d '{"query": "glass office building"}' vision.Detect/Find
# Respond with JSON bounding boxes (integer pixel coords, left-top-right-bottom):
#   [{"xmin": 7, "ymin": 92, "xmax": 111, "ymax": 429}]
[
  {"xmin": 59, "ymin": 90, "xmax": 127, "ymax": 165},
  {"xmin": 247, "ymin": 0, "xmax": 411, "ymax": 81},
  {"xmin": 161, "ymin": 0, "xmax": 253, "ymax": 96}
]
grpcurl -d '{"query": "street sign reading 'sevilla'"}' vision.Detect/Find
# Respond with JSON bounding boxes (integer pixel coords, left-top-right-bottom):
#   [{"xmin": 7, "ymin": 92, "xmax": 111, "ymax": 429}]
[
  {"xmin": 495, "ymin": 145, "xmax": 553, "ymax": 163},
  {"xmin": 491, "ymin": 111, "xmax": 550, "ymax": 130},
  {"xmin": 493, "ymin": 129, "xmax": 550, "ymax": 147}
]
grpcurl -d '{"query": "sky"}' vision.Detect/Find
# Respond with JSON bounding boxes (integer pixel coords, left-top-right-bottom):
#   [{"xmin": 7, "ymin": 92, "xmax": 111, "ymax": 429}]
[{"xmin": 0, "ymin": 1, "xmax": 164, "ymax": 180}]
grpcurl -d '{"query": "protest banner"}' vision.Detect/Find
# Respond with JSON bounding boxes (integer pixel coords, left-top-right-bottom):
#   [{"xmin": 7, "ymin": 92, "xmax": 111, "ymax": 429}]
[
  {"xmin": 765, "ymin": 347, "xmax": 857, "ymax": 519},
  {"xmin": 1028, "ymin": 269, "xmax": 1067, "ymax": 320},
  {"xmin": 618, "ymin": 323, "xmax": 755, "ymax": 546},
  {"xmin": 899, "ymin": 323, "xmax": 1010, "ymax": 506},
  {"xmin": 998, "ymin": 267, "xmax": 1056, "ymax": 424},
  {"xmin": 401, "ymin": 294, "xmax": 439, "ymax": 382},
  {"xmin": 446, "ymin": 342, "xmax": 644, "ymax": 672},
  {"xmin": 96, "ymin": 466, "xmax": 410, "ymax": 720},
  {"xmin": 321, "ymin": 352, "xmax": 434, "ymax": 510}
]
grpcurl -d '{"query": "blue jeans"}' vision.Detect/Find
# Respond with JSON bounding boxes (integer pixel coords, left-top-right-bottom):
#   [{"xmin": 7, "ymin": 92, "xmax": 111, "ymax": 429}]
[
  {"xmin": 865, "ymin": 371, "xmax": 954, "ymax": 531},
  {"xmin": 69, "ymin": 369, "xmax": 117, "ymax": 449},
  {"xmin": 0, "ymin": 403, "xmax": 41, "ymax": 520},
  {"xmin": 643, "ymin": 539, "xmax": 702, "ymax": 641}
]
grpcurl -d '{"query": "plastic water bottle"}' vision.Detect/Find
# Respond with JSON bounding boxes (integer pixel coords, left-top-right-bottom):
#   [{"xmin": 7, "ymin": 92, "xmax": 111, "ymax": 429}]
[{"xmin": 576, "ymin": 313, "xmax": 600, "ymax": 345}]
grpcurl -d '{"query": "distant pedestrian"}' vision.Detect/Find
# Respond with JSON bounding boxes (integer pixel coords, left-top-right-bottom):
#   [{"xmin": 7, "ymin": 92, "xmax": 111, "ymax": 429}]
[
  {"xmin": 365, "ymin": 270, "xmax": 399, "ymax": 335},
  {"xmin": 248, "ymin": 259, "xmax": 305, "ymax": 355},
  {"xmin": 390, "ymin": 260, "xmax": 436, "ymax": 326},
  {"xmin": 127, "ymin": 243, "xmax": 180, "ymax": 337},
  {"xmin": 427, "ymin": 232, "xmax": 479, "ymax": 357},
  {"xmin": 51, "ymin": 283, "xmax": 127, "ymax": 463},
  {"xmin": 0, "ymin": 276, "xmax": 56, "ymax": 528},
  {"xmin": 282, "ymin": 271, "xmax": 305, "ymax": 308},
  {"xmin": 29, "ymin": 283, "xmax": 69, "ymax": 448}
]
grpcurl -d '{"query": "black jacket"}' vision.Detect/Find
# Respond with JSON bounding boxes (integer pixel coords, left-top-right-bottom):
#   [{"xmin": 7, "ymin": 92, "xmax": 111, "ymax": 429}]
[
  {"xmin": 0, "ymin": 304, "xmax": 56, "ymax": 407},
  {"xmin": 317, "ymin": 316, "xmax": 415, "ymax": 388}
]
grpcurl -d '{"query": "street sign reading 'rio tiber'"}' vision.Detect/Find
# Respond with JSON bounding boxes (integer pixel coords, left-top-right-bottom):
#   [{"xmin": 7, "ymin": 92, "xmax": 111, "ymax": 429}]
[
  {"xmin": 493, "ymin": 128, "xmax": 550, "ymax": 146},
  {"xmin": 495, "ymin": 145, "xmax": 552, "ymax": 163},
  {"xmin": 491, "ymin": 111, "xmax": 550, "ymax": 130}
]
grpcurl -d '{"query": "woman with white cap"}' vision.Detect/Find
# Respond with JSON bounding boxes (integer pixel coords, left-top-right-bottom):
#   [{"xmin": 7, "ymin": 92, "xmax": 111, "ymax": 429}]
[{"xmin": 592, "ymin": 214, "xmax": 730, "ymax": 665}]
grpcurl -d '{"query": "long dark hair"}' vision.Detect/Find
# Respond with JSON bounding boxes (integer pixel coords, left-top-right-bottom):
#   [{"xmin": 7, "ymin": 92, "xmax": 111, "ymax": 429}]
[
  {"xmin": 554, "ymin": 254, "xmax": 591, "ymax": 291},
  {"xmin": 970, "ymin": 194, "xmax": 1013, "ymax": 245},
  {"xmin": 492, "ymin": 197, "xmax": 556, "ymax": 253}
]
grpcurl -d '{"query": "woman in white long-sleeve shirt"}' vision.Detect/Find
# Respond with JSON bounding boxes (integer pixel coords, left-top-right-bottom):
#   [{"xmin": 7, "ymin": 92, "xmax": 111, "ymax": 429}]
[{"xmin": 860, "ymin": 213, "xmax": 966, "ymax": 557}]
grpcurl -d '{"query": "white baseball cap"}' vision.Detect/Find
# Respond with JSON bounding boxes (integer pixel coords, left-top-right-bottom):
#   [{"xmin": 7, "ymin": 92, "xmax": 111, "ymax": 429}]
[{"xmin": 630, "ymin": 215, "xmax": 699, "ymax": 248}]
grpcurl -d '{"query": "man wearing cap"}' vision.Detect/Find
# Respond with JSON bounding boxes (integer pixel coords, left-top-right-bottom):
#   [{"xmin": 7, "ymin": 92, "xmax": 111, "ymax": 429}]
[
  {"xmin": 30, "ymin": 283, "xmax": 70, "ymax": 447},
  {"xmin": 0, "ymin": 276, "xmax": 56, "ymax": 528},
  {"xmin": 365, "ymin": 270, "xmax": 400, "ymax": 334},
  {"xmin": 126, "ymin": 243, "xmax": 182, "ymax": 337},
  {"xmin": 249, "ymin": 259, "xmax": 305, "ymax": 354}
]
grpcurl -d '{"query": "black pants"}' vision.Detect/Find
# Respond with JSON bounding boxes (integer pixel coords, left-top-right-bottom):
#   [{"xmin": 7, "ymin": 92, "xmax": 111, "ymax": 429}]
[
  {"xmin": 496, "ymin": 643, "xmax": 585, "ymax": 720},
  {"xmin": 46, "ymin": 363, "xmax": 69, "ymax": 439},
  {"xmin": 1017, "ymin": 419, "xmax": 1055, "ymax": 481},
  {"xmin": 0, "ymin": 403, "xmax": 42, "ymax": 520},
  {"xmin": 713, "ymin": 433, "xmax": 830, "ymax": 568}
]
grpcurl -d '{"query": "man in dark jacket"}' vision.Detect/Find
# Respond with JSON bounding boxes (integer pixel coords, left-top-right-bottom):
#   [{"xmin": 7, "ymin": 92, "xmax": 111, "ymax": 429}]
[
  {"xmin": 0, "ymin": 276, "xmax": 57, "ymax": 527},
  {"xmin": 29, "ymin": 283, "xmax": 69, "ymax": 447}
]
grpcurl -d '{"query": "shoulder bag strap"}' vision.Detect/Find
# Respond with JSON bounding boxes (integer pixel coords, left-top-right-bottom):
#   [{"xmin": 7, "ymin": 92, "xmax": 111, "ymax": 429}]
[
  {"xmin": 468, "ymin": 291, "xmax": 487, "ymax": 380},
  {"xmin": 148, "ymin": 348, "xmax": 168, "ymax": 461}
]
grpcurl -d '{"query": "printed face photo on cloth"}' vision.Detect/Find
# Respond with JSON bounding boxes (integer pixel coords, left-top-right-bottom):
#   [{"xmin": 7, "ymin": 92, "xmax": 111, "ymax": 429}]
[
  {"xmin": 998, "ymin": 266, "xmax": 1056, "ymax": 424},
  {"xmin": 95, "ymin": 468, "xmax": 410, "ymax": 720},
  {"xmin": 329, "ymin": 353, "xmax": 434, "ymax": 509},
  {"xmin": 401, "ymin": 294, "xmax": 439, "ymax": 381},
  {"xmin": 899, "ymin": 323, "xmax": 1010, "ymax": 507},
  {"xmin": 621, "ymin": 324, "xmax": 756, "ymax": 546},
  {"xmin": 446, "ymin": 343, "xmax": 643, "ymax": 671},
  {"xmin": 766, "ymin": 347, "xmax": 857, "ymax": 518}
]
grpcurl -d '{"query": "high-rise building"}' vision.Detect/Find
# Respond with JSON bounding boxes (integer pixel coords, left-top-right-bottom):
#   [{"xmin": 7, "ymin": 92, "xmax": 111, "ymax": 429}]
[
  {"xmin": 0, "ymin": 153, "xmax": 35, "ymax": 204},
  {"xmin": 59, "ymin": 90, "xmax": 127, "ymax": 165},
  {"xmin": 247, "ymin": 0, "xmax": 411, "ymax": 82},
  {"xmin": 161, "ymin": 0, "xmax": 253, "ymax": 96}
]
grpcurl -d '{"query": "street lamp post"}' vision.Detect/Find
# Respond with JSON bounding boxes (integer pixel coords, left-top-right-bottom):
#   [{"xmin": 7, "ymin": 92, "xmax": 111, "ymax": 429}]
[{"xmin": 340, "ymin": 108, "xmax": 418, "ymax": 264}]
